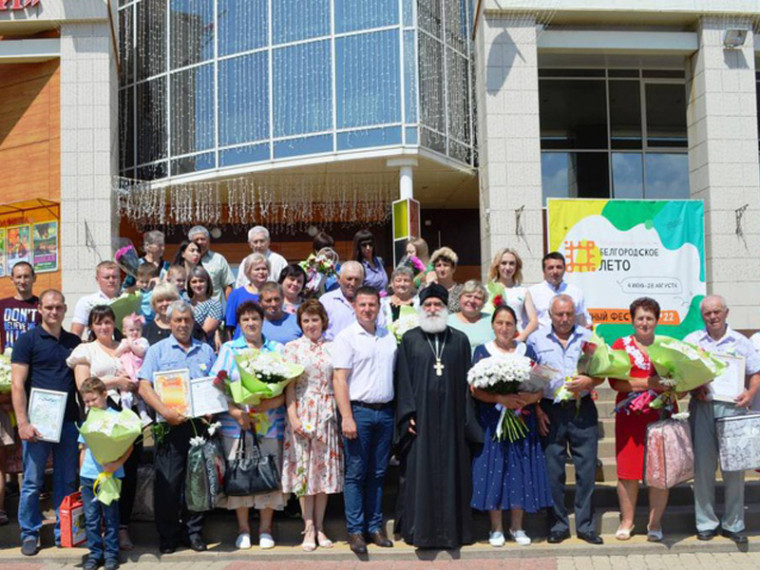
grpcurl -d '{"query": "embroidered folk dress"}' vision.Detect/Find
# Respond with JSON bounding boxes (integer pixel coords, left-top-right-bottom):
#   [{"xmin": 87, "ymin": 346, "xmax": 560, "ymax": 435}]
[
  {"xmin": 281, "ymin": 336, "xmax": 343, "ymax": 497},
  {"xmin": 612, "ymin": 335, "xmax": 665, "ymax": 480}
]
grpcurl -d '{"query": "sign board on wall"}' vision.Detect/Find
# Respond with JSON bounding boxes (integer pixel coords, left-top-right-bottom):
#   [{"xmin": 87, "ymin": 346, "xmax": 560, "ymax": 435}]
[{"xmin": 547, "ymin": 199, "xmax": 706, "ymax": 344}]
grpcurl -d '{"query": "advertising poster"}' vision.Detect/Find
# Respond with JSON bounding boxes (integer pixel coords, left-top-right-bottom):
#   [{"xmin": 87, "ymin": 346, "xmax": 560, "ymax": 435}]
[
  {"xmin": 0, "ymin": 229, "xmax": 5, "ymax": 278},
  {"xmin": 547, "ymin": 199, "xmax": 705, "ymax": 344},
  {"xmin": 6, "ymin": 225, "xmax": 31, "ymax": 271},
  {"xmin": 32, "ymin": 221, "xmax": 59, "ymax": 273}
]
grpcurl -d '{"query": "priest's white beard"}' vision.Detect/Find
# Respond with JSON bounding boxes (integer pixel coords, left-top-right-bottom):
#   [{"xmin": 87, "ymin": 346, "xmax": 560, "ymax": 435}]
[{"xmin": 418, "ymin": 307, "xmax": 449, "ymax": 334}]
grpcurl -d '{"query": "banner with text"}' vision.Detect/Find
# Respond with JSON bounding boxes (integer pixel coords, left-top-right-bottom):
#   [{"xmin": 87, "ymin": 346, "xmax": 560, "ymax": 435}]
[{"xmin": 547, "ymin": 199, "xmax": 705, "ymax": 344}]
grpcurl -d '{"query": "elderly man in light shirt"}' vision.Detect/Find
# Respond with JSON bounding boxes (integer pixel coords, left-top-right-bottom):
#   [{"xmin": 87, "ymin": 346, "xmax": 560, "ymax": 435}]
[
  {"xmin": 188, "ymin": 225, "xmax": 235, "ymax": 306},
  {"xmin": 682, "ymin": 294, "xmax": 760, "ymax": 545},
  {"xmin": 528, "ymin": 294, "xmax": 604, "ymax": 546},
  {"xmin": 235, "ymin": 226, "xmax": 288, "ymax": 286},
  {"xmin": 320, "ymin": 261, "xmax": 376, "ymax": 341},
  {"xmin": 528, "ymin": 252, "xmax": 591, "ymax": 329}
]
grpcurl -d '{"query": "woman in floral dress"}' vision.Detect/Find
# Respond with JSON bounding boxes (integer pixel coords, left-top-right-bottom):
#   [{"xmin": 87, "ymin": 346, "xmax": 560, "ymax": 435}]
[{"xmin": 282, "ymin": 299, "xmax": 343, "ymax": 551}]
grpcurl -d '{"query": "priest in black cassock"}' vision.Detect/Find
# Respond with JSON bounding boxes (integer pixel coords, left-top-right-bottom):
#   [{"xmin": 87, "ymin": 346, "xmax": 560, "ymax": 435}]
[{"xmin": 394, "ymin": 283, "xmax": 483, "ymax": 549}]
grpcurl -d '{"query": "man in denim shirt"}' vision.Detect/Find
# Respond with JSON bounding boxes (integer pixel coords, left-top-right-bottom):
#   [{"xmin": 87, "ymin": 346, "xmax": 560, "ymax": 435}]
[
  {"xmin": 138, "ymin": 300, "xmax": 216, "ymax": 554},
  {"xmin": 528, "ymin": 294, "xmax": 604, "ymax": 545}
]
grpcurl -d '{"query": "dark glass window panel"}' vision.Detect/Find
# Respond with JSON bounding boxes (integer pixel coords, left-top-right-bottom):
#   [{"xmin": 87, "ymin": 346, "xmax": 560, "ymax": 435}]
[
  {"xmin": 538, "ymin": 69, "xmax": 605, "ymax": 78},
  {"xmin": 274, "ymin": 134, "xmax": 332, "ymax": 159},
  {"xmin": 272, "ymin": 0, "xmax": 329, "ymax": 45},
  {"xmin": 218, "ymin": 0, "xmax": 267, "ymax": 56},
  {"xmin": 645, "ymin": 83, "xmax": 687, "ymax": 147},
  {"xmin": 444, "ymin": 0, "xmax": 468, "ymax": 54},
  {"xmin": 218, "ymin": 53, "xmax": 269, "ymax": 145},
  {"xmin": 171, "ymin": 152, "xmax": 215, "ymax": 176},
  {"xmin": 136, "ymin": 0, "xmax": 167, "ymax": 81},
  {"xmin": 645, "ymin": 153, "xmax": 690, "ymax": 199},
  {"xmin": 643, "ymin": 70, "xmax": 684, "ymax": 79},
  {"xmin": 609, "ymin": 69, "xmax": 639, "ymax": 78},
  {"xmin": 612, "ymin": 153, "xmax": 643, "ymax": 199},
  {"xmin": 118, "ymin": 6, "xmax": 135, "ymax": 85},
  {"xmin": 169, "ymin": 0, "xmax": 214, "ymax": 69},
  {"xmin": 539, "ymin": 79, "xmax": 608, "ymax": 149},
  {"xmin": 273, "ymin": 41, "xmax": 332, "ymax": 137},
  {"xmin": 170, "ymin": 64, "xmax": 215, "ymax": 155},
  {"xmin": 335, "ymin": 30, "xmax": 401, "ymax": 129},
  {"xmin": 449, "ymin": 139, "xmax": 471, "ymax": 164},
  {"xmin": 541, "ymin": 152, "xmax": 610, "ymax": 205},
  {"xmin": 136, "ymin": 161, "xmax": 168, "ymax": 181},
  {"xmin": 756, "ymin": 78, "xmax": 759, "ymax": 146},
  {"xmin": 419, "ymin": 34, "xmax": 445, "ymax": 133},
  {"xmin": 334, "ymin": 0, "xmax": 397, "ymax": 34},
  {"xmin": 447, "ymin": 49, "xmax": 470, "ymax": 144},
  {"xmin": 609, "ymin": 80, "xmax": 642, "ymax": 149},
  {"xmin": 136, "ymin": 77, "xmax": 167, "ymax": 164},
  {"xmin": 418, "ymin": 0, "xmax": 442, "ymax": 38},
  {"xmin": 336, "ymin": 126, "xmax": 402, "ymax": 151},
  {"xmin": 119, "ymin": 87, "xmax": 135, "ymax": 170},
  {"xmin": 420, "ymin": 126, "xmax": 446, "ymax": 154}
]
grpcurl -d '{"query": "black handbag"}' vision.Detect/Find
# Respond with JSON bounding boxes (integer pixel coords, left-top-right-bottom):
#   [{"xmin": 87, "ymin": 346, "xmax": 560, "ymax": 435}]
[{"xmin": 224, "ymin": 429, "xmax": 280, "ymax": 497}]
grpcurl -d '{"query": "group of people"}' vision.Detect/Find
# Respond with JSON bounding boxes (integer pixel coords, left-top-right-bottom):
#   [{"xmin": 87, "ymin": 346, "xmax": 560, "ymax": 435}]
[{"xmin": 1, "ymin": 225, "xmax": 758, "ymax": 568}]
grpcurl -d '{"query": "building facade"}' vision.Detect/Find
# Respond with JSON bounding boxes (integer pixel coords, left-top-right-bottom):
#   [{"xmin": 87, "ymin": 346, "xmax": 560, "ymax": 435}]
[{"xmin": 475, "ymin": 0, "xmax": 760, "ymax": 328}]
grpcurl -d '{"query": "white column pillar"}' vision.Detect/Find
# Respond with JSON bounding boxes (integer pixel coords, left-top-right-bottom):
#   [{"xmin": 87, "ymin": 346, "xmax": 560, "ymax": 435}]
[
  {"xmin": 387, "ymin": 158, "xmax": 418, "ymax": 199},
  {"xmin": 686, "ymin": 18, "xmax": 760, "ymax": 329},
  {"xmin": 474, "ymin": 14, "xmax": 543, "ymax": 283}
]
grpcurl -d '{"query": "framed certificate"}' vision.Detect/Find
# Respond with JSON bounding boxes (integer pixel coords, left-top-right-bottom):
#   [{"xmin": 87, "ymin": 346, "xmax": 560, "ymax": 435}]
[
  {"xmin": 154, "ymin": 369, "xmax": 191, "ymax": 417},
  {"xmin": 189, "ymin": 376, "xmax": 228, "ymax": 417},
  {"xmin": 710, "ymin": 354, "xmax": 746, "ymax": 403},
  {"xmin": 154, "ymin": 369, "xmax": 228, "ymax": 419},
  {"xmin": 28, "ymin": 388, "xmax": 67, "ymax": 443}
]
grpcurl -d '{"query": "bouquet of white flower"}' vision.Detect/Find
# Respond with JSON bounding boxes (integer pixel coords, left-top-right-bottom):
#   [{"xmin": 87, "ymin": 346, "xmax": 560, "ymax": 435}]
[
  {"xmin": 227, "ymin": 349, "xmax": 304, "ymax": 406},
  {"xmin": 467, "ymin": 354, "xmax": 533, "ymax": 442},
  {"xmin": 0, "ymin": 348, "xmax": 12, "ymax": 393},
  {"xmin": 390, "ymin": 307, "xmax": 419, "ymax": 343}
]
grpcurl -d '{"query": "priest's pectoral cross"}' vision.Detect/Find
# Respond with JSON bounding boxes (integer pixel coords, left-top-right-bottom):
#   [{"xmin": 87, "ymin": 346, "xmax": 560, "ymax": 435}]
[{"xmin": 434, "ymin": 358, "xmax": 445, "ymax": 377}]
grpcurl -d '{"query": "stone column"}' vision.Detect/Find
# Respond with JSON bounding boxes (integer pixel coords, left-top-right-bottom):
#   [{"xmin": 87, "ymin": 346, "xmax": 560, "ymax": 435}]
[
  {"xmin": 686, "ymin": 18, "xmax": 760, "ymax": 329},
  {"xmin": 59, "ymin": 16, "xmax": 119, "ymax": 317},
  {"xmin": 474, "ymin": 13, "xmax": 544, "ymax": 284}
]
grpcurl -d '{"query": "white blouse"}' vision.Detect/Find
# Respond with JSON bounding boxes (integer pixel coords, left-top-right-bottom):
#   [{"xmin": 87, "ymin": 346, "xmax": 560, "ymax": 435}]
[{"xmin": 66, "ymin": 341, "xmax": 124, "ymax": 401}]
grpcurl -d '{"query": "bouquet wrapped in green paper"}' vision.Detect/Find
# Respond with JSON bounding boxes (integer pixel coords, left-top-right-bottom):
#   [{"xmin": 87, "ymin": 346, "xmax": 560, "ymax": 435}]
[
  {"xmin": 389, "ymin": 305, "xmax": 419, "ymax": 343},
  {"xmin": 79, "ymin": 407, "xmax": 142, "ymax": 464},
  {"xmin": 648, "ymin": 336, "xmax": 727, "ymax": 392},
  {"xmin": 577, "ymin": 332, "xmax": 633, "ymax": 380},
  {"xmin": 93, "ymin": 473, "xmax": 122, "ymax": 506},
  {"xmin": 227, "ymin": 349, "xmax": 304, "ymax": 406}
]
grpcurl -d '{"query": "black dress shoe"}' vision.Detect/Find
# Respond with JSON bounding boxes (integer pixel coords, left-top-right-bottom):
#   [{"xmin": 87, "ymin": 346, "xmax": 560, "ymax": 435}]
[
  {"xmin": 547, "ymin": 530, "xmax": 571, "ymax": 544},
  {"xmin": 347, "ymin": 533, "xmax": 368, "ymax": 554},
  {"xmin": 184, "ymin": 535, "xmax": 207, "ymax": 552},
  {"xmin": 721, "ymin": 529, "xmax": 748, "ymax": 544},
  {"xmin": 159, "ymin": 544, "xmax": 176, "ymax": 554},
  {"xmin": 368, "ymin": 530, "xmax": 393, "ymax": 547},
  {"xmin": 697, "ymin": 528, "xmax": 718, "ymax": 541},
  {"xmin": 577, "ymin": 531, "xmax": 604, "ymax": 545}
]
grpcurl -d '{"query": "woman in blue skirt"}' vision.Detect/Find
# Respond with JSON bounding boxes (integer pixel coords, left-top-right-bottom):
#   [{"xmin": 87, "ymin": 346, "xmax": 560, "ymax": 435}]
[{"xmin": 470, "ymin": 305, "xmax": 553, "ymax": 547}]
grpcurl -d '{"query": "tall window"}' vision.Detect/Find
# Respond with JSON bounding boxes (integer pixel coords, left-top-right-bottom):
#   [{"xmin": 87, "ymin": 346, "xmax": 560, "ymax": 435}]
[{"xmin": 539, "ymin": 68, "xmax": 689, "ymax": 203}]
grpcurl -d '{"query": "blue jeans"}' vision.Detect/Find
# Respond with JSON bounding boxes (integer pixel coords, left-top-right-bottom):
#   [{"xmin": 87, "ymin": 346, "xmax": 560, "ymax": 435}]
[
  {"xmin": 19, "ymin": 421, "xmax": 79, "ymax": 543},
  {"xmin": 342, "ymin": 404, "xmax": 394, "ymax": 535},
  {"xmin": 80, "ymin": 477, "xmax": 120, "ymax": 563}
]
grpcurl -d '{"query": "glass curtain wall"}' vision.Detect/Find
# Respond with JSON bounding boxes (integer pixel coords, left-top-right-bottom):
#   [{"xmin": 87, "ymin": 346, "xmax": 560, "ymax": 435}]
[
  {"xmin": 118, "ymin": 0, "xmax": 475, "ymax": 181},
  {"xmin": 539, "ymin": 68, "xmax": 690, "ymax": 204}
]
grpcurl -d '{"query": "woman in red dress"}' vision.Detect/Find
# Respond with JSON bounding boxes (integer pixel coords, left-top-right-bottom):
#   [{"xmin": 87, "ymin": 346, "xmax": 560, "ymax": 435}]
[{"xmin": 610, "ymin": 297, "xmax": 669, "ymax": 542}]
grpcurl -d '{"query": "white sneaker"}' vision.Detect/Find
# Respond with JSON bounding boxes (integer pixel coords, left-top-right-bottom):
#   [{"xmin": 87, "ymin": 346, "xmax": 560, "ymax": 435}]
[
  {"xmin": 488, "ymin": 530, "xmax": 506, "ymax": 547},
  {"xmin": 235, "ymin": 532, "xmax": 251, "ymax": 550},
  {"xmin": 259, "ymin": 532, "xmax": 275, "ymax": 549},
  {"xmin": 509, "ymin": 529, "xmax": 531, "ymax": 546}
]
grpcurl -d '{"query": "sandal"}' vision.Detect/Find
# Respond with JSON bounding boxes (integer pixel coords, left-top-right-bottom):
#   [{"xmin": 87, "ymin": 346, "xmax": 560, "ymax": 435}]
[
  {"xmin": 615, "ymin": 525, "xmax": 634, "ymax": 541},
  {"xmin": 316, "ymin": 529, "xmax": 333, "ymax": 548},
  {"xmin": 301, "ymin": 526, "xmax": 317, "ymax": 552}
]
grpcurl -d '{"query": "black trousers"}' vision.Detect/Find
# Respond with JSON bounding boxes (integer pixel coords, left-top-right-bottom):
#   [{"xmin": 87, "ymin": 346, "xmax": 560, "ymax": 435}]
[
  {"xmin": 540, "ymin": 397, "xmax": 598, "ymax": 535},
  {"xmin": 119, "ymin": 437, "xmax": 143, "ymax": 528},
  {"xmin": 153, "ymin": 420, "xmax": 205, "ymax": 546}
]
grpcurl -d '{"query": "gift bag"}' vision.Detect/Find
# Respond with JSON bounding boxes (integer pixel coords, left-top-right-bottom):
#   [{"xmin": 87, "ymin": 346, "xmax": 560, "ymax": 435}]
[
  {"xmin": 131, "ymin": 464, "xmax": 154, "ymax": 521},
  {"xmin": 717, "ymin": 413, "xmax": 760, "ymax": 472},
  {"xmin": 644, "ymin": 418, "xmax": 694, "ymax": 489},
  {"xmin": 186, "ymin": 444, "xmax": 211, "ymax": 512},
  {"xmin": 60, "ymin": 491, "xmax": 86, "ymax": 547},
  {"xmin": 202, "ymin": 436, "xmax": 226, "ymax": 501}
]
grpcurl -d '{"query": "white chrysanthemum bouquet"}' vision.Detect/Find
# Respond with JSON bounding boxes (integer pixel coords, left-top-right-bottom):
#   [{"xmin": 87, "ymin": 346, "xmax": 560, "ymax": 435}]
[{"xmin": 0, "ymin": 348, "xmax": 12, "ymax": 393}]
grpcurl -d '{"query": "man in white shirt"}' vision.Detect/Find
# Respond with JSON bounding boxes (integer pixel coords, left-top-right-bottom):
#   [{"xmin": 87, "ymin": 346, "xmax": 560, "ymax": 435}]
[
  {"xmin": 70, "ymin": 261, "xmax": 121, "ymax": 338},
  {"xmin": 528, "ymin": 252, "xmax": 591, "ymax": 329},
  {"xmin": 332, "ymin": 286, "xmax": 397, "ymax": 554},
  {"xmin": 683, "ymin": 295, "xmax": 760, "ymax": 545},
  {"xmin": 235, "ymin": 226, "xmax": 288, "ymax": 286}
]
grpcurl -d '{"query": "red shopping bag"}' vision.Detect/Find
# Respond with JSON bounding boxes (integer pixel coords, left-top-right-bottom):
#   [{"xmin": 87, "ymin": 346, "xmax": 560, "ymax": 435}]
[{"xmin": 59, "ymin": 491, "xmax": 86, "ymax": 547}]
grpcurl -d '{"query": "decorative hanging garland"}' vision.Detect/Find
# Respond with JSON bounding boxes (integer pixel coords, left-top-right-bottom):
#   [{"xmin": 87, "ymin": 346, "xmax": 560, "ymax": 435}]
[{"xmin": 114, "ymin": 173, "xmax": 396, "ymax": 233}]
